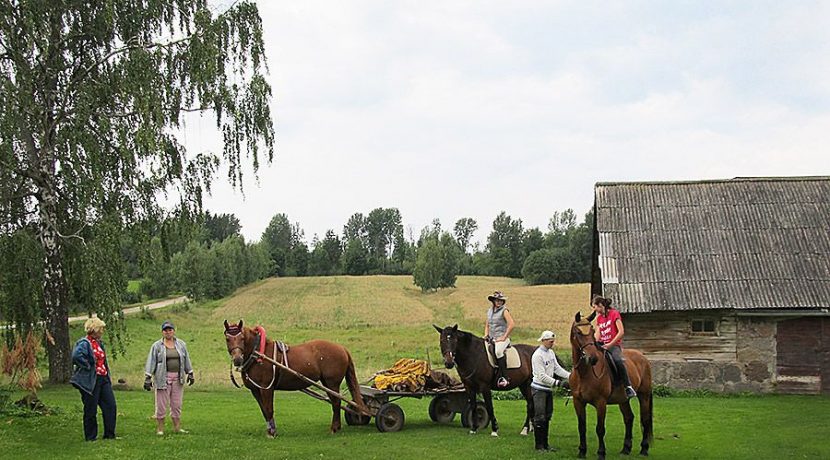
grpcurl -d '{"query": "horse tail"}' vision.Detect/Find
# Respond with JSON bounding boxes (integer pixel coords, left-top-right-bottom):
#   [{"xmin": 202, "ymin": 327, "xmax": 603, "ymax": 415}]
[{"xmin": 345, "ymin": 351, "xmax": 367, "ymax": 412}]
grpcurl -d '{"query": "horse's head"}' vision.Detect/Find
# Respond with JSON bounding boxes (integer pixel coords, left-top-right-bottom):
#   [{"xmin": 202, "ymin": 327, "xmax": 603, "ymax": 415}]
[
  {"xmin": 572, "ymin": 311, "xmax": 599, "ymax": 367},
  {"xmin": 433, "ymin": 324, "xmax": 460, "ymax": 369},
  {"xmin": 224, "ymin": 319, "xmax": 248, "ymax": 367}
]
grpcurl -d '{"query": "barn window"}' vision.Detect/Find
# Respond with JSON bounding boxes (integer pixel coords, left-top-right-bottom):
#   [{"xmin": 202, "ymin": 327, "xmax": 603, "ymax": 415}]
[{"xmin": 691, "ymin": 319, "xmax": 717, "ymax": 335}]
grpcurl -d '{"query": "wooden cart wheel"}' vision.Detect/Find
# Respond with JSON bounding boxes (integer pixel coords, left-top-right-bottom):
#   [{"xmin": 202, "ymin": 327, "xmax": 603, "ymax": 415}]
[
  {"xmin": 460, "ymin": 400, "xmax": 490, "ymax": 429},
  {"xmin": 428, "ymin": 395, "xmax": 456, "ymax": 423},
  {"xmin": 345, "ymin": 409, "xmax": 371, "ymax": 426},
  {"xmin": 374, "ymin": 403, "xmax": 405, "ymax": 432}
]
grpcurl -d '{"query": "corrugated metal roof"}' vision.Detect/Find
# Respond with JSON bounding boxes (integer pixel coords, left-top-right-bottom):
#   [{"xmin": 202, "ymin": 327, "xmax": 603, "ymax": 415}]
[{"xmin": 594, "ymin": 177, "xmax": 830, "ymax": 313}]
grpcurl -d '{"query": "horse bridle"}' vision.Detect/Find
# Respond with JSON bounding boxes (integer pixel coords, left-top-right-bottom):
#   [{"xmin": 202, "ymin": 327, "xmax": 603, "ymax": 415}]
[
  {"xmin": 574, "ymin": 333, "xmax": 607, "ymax": 380},
  {"xmin": 226, "ymin": 330, "xmax": 258, "ymax": 371}
]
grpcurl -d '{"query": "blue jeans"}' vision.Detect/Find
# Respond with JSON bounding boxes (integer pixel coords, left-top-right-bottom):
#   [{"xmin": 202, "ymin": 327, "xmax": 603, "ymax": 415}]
[{"xmin": 79, "ymin": 374, "xmax": 117, "ymax": 440}]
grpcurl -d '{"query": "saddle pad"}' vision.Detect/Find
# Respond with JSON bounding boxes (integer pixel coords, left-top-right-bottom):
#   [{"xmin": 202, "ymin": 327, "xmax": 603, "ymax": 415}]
[{"xmin": 484, "ymin": 344, "xmax": 521, "ymax": 369}]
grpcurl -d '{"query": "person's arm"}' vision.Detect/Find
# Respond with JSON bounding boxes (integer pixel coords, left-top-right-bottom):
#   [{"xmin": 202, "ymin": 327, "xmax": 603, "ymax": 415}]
[
  {"xmin": 497, "ymin": 309, "xmax": 515, "ymax": 341},
  {"xmin": 181, "ymin": 341, "xmax": 194, "ymax": 375},
  {"xmin": 605, "ymin": 315, "xmax": 625, "ymax": 348},
  {"xmin": 551, "ymin": 354, "xmax": 571, "ymax": 380},
  {"xmin": 532, "ymin": 352, "xmax": 558, "ymax": 387},
  {"xmin": 71, "ymin": 341, "xmax": 91, "ymax": 369},
  {"xmin": 144, "ymin": 342, "xmax": 157, "ymax": 376},
  {"xmin": 484, "ymin": 317, "xmax": 490, "ymax": 339}
]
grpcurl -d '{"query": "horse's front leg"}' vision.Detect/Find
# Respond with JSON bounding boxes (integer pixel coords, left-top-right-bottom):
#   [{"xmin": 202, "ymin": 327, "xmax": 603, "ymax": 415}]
[
  {"xmin": 481, "ymin": 389, "xmax": 498, "ymax": 436},
  {"xmin": 466, "ymin": 387, "xmax": 478, "ymax": 434},
  {"xmin": 250, "ymin": 387, "xmax": 277, "ymax": 437},
  {"xmin": 620, "ymin": 400, "xmax": 634, "ymax": 455},
  {"xmin": 574, "ymin": 397, "xmax": 588, "ymax": 458},
  {"xmin": 263, "ymin": 389, "xmax": 277, "ymax": 437},
  {"xmin": 596, "ymin": 400, "xmax": 607, "ymax": 460}
]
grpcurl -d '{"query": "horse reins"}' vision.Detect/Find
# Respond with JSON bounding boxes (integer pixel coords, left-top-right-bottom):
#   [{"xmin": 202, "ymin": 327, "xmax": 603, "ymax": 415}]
[{"xmin": 576, "ymin": 340, "xmax": 607, "ymax": 380}]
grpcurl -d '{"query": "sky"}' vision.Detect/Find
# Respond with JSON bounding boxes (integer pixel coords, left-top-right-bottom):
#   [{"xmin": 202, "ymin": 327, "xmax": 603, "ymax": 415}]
[{"xmin": 187, "ymin": 1, "xmax": 830, "ymax": 245}]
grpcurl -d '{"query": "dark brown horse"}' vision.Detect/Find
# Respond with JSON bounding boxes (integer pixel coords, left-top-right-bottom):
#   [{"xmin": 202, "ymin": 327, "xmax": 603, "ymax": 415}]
[
  {"xmin": 223, "ymin": 320, "xmax": 366, "ymax": 437},
  {"xmin": 570, "ymin": 312, "xmax": 653, "ymax": 459},
  {"xmin": 434, "ymin": 324, "xmax": 536, "ymax": 436}
]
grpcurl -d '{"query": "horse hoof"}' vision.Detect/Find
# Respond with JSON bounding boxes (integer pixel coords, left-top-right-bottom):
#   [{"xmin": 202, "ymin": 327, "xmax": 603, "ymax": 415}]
[
  {"xmin": 639, "ymin": 450, "xmax": 649, "ymax": 457},
  {"xmin": 491, "ymin": 431, "xmax": 499, "ymax": 437},
  {"xmin": 469, "ymin": 430, "xmax": 477, "ymax": 435},
  {"xmin": 519, "ymin": 427, "xmax": 529, "ymax": 436},
  {"xmin": 577, "ymin": 452, "xmax": 586, "ymax": 459},
  {"xmin": 621, "ymin": 449, "xmax": 631, "ymax": 455}
]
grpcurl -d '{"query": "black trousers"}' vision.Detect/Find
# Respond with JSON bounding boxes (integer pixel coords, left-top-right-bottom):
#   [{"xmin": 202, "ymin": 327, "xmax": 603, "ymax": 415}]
[
  {"xmin": 531, "ymin": 388, "xmax": 553, "ymax": 423},
  {"xmin": 79, "ymin": 374, "xmax": 117, "ymax": 440},
  {"xmin": 608, "ymin": 345, "xmax": 633, "ymax": 387}
]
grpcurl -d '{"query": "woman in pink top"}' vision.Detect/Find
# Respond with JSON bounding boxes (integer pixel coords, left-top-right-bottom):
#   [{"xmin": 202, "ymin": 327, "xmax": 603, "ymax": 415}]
[{"xmin": 592, "ymin": 295, "xmax": 636, "ymax": 398}]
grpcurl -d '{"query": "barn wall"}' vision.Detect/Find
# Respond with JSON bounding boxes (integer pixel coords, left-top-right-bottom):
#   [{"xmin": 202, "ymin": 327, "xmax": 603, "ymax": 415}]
[{"xmin": 623, "ymin": 312, "xmax": 777, "ymax": 392}]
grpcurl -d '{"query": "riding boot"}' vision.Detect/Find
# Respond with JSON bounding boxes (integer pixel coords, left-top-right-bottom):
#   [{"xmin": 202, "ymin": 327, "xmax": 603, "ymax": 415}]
[
  {"xmin": 541, "ymin": 420, "xmax": 557, "ymax": 452},
  {"xmin": 496, "ymin": 356, "xmax": 510, "ymax": 388},
  {"xmin": 533, "ymin": 421, "xmax": 547, "ymax": 451},
  {"xmin": 618, "ymin": 361, "xmax": 636, "ymax": 398}
]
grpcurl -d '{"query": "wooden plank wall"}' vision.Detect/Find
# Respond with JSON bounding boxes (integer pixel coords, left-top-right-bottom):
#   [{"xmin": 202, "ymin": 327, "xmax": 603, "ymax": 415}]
[
  {"xmin": 623, "ymin": 311, "xmax": 737, "ymax": 362},
  {"xmin": 776, "ymin": 317, "xmax": 827, "ymax": 394}
]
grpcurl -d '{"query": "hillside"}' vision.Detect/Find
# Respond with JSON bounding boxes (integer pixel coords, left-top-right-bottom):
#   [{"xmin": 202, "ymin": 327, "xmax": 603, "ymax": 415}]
[{"xmin": 88, "ymin": 276, "xmax": 590, "ymax": 386}]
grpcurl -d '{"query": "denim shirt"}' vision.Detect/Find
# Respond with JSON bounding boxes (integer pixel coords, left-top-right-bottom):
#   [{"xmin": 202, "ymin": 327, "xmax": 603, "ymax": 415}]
[
  {"xmin": 144, "ymin": 338, "xmax": 193, "ymax": 389},
  {"xmin": 69, "ymin": 337, "xmax": 111, "ymax": 395}
]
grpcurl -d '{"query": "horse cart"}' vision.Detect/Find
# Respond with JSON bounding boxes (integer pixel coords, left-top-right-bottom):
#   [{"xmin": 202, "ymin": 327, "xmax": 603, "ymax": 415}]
[
  {"xmin": 345, "ymin": 385, "xmax": 492, "ymax": 432},
  {"xmin": 251, "ymin": 350, "xmax": 487, "ymax": 432}
]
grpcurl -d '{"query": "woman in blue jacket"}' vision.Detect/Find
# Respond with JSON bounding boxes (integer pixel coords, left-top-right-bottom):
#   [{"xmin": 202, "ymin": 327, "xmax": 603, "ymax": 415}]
[{"xmin": 69, "ymin": 317, "xmax": 117, "ymax": 441}]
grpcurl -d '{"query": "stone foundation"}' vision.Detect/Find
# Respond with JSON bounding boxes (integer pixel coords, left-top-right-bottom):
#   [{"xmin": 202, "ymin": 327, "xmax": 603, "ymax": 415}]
[{"xmin": 650, "ymin": 317, "xmax": 777, "ymax": 393}]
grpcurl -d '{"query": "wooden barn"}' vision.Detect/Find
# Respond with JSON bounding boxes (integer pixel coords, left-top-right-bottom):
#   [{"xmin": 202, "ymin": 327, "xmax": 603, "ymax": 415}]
[{"xmin": 591, "ymin": 177, "xmax": 830, "ymax": 394}]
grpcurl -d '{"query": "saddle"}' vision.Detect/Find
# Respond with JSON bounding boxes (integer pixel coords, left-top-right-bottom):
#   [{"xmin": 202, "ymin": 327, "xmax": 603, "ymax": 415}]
[
  {"xmin": 602, "ymin": 349, "xmax": 623, "ymax": 386},
  {"xmin": 484, "ymin": 343, "xmax": 522, "ymax": 369}
]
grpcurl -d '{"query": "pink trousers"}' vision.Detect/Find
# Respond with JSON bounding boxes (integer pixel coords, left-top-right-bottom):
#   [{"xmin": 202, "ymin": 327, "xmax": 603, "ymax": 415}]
[{"xmin": 155, "ymin": 372, "xmax": 184, "ymax": 419}]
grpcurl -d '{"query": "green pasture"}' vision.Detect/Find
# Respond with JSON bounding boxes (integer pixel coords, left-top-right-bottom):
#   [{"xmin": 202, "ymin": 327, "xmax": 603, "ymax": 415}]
[
  {"xmin": 2, "ymin": 386, "xmax": 828, "ymax": 459},
  {"xmin": 2, "ymin": 276, "xmax": 829, "ymax": 458}
]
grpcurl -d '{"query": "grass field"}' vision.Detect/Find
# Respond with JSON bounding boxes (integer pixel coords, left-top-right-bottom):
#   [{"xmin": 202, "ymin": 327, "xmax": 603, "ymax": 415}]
[
  {"xmin": 2, "ymin": 386, "xmax": 828, "ymax": 459},
  {"xmin": 3, "ymin": 276, "xmax": 829, "ymax": 459}
]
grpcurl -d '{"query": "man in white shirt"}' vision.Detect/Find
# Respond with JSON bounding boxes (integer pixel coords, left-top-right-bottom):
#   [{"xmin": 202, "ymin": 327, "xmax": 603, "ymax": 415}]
[{"xmin": 530, "ymin": 330, "xmax": 571, "ymax": 451}]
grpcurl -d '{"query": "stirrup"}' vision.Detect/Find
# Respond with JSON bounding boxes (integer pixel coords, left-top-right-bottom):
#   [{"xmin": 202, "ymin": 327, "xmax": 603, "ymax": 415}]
[
  {"xmin": 625, "ymin": 386, "xmax": 637, "ymax": 398},
  {"xmin": 497, "ymin": 377, "xmax": 510, "ymax": 388}
]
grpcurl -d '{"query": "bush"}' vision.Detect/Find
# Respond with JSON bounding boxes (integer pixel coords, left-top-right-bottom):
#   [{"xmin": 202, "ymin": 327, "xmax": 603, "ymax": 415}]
[
  {"xmin": 413, "ymin": 233, "xmax": 459, "ymax": 292},
  {"xmin": 522, "ymin": 247, "xmax": 581, "ymax": 285}
]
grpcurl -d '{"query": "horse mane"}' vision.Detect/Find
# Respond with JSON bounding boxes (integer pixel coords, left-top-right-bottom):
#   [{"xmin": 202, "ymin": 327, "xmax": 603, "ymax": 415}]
[{"xmin": 455, "ymin": 328, "xmax": 481, "ymax": 343}]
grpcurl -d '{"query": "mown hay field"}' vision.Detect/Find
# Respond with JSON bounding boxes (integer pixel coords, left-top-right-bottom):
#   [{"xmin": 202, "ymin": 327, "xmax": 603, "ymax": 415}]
[{"xmin": 69, "ymin": 276, "xmax": 588, "ymax": 386}]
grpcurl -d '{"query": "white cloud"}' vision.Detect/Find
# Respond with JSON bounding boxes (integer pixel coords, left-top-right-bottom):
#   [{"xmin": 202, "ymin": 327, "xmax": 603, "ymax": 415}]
[{"xmin": 193, "ymin": 1, "xmax": 830, "ymax": 244}]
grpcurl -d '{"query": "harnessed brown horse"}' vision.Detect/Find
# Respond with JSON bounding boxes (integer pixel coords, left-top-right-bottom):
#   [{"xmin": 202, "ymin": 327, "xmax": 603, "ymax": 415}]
[
  {"xmin": 570, "ymin": 312, "xmax": 653, "ymax": 459},
  {"xmin": 434, "ymin": 324, "xmax": 535, "ymax": 436},
  {"xmin": 223, "ymin": 320, "xmax": 366, "ymax": 437}
]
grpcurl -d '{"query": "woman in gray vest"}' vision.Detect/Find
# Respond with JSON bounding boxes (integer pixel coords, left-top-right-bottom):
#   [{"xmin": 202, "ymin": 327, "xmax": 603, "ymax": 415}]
[
  {"xmin": 484, "ymin": 291, "xmax": 515, "ymax": 388},
  {"xmin": 144, "ymin": 321, "xmax": 194, "ymax": 435}
]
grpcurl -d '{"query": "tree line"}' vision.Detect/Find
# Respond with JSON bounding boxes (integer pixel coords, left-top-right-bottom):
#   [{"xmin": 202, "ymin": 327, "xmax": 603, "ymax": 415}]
[{"xmin": 256, "ymin": 207, "xmax": 594, "ymax": 291}]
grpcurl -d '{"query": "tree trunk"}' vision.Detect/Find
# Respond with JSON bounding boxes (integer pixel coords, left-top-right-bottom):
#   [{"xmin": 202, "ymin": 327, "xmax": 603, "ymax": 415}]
[{"xmin": 38, "ymin": 172, "xmax": 71, "ymax": 383}]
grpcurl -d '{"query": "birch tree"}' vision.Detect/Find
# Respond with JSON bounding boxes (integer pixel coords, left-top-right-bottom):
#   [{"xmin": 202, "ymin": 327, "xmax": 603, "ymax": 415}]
[{"xmin": 0, "ymin": 0, "xmax": 275, "ymax": 382}]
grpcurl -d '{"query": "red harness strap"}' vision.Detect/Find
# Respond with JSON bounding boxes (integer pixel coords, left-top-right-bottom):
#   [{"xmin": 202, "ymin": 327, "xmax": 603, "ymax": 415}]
[{"xmin": 254, "ymin": 325, "xmax": 267, "ymax": 363}]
